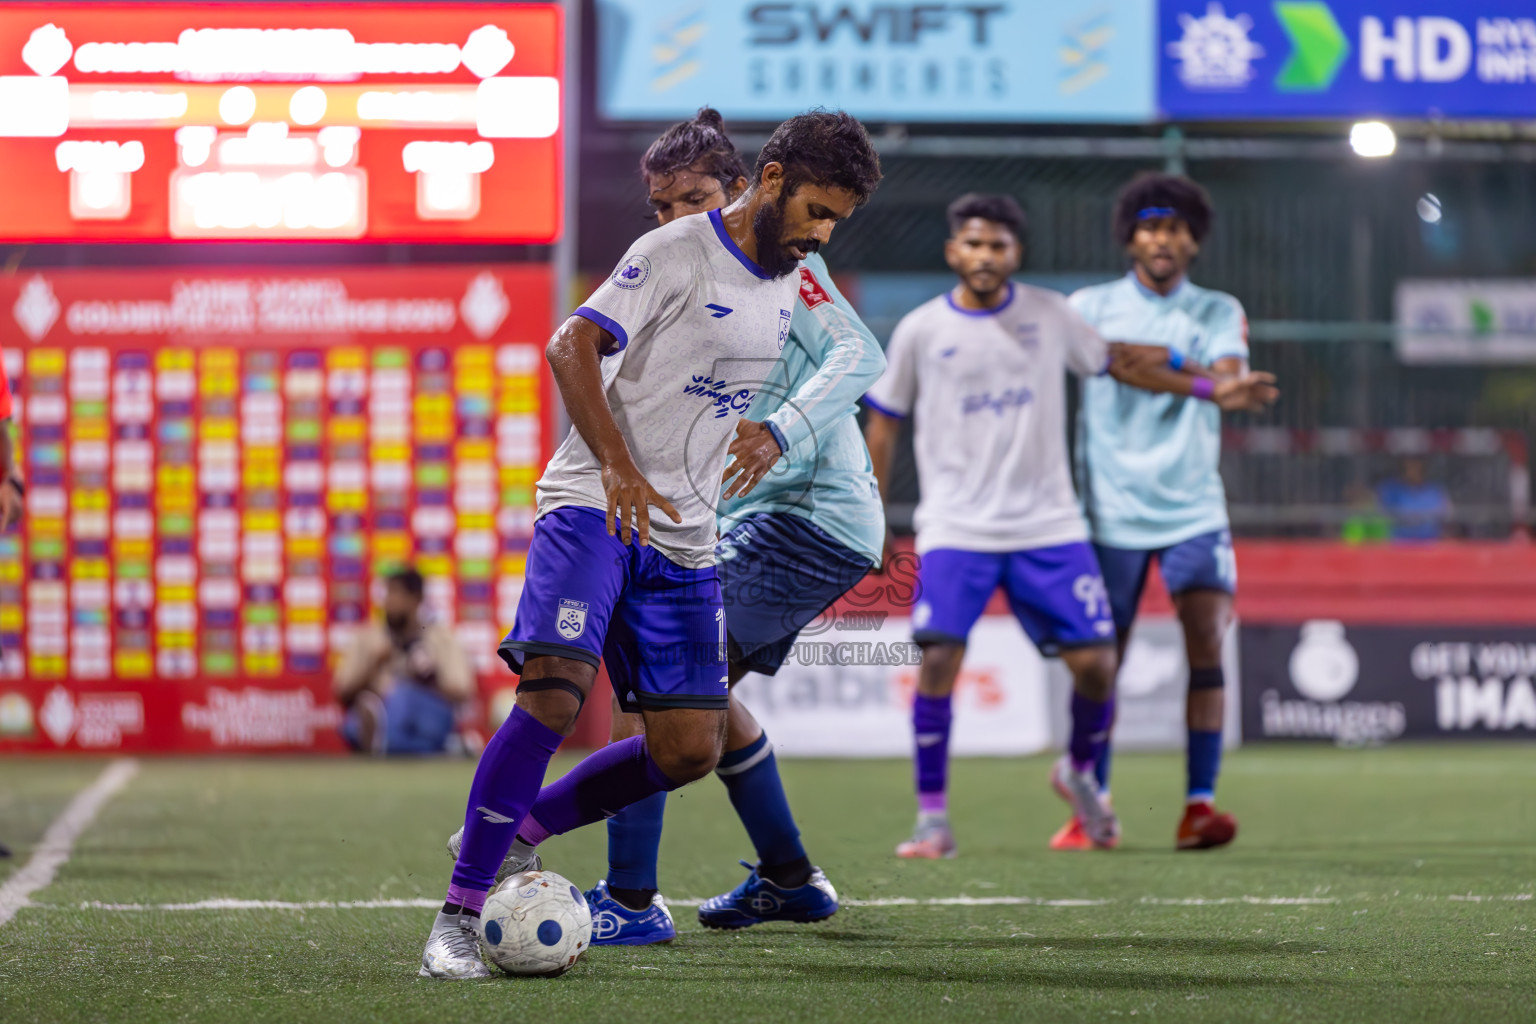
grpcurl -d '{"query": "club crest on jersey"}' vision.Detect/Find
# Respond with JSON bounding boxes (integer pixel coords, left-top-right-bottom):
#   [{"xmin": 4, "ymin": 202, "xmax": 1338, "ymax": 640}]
[
  {"xmin": 556, "ymin": 598, "xmax": 589, "ymax": 640},
  {"xmin": 612, "ymin": 254, "xmax": 651, "ymax": 290},
  {"xmin": 798, "ymin": 267, "xmax": 832, "ymax": 309},
  {"xmin": 777, "ymin": 308, "xmax": 792, "ymax": 349}
]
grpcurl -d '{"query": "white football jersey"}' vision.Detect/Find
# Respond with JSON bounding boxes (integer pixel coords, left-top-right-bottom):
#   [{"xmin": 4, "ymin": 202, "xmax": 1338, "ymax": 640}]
[
  {"xmin": 865, "ymin": 282, "xmax": 1109, "ymax": 554},
  {"xmin": 537, "ymin": 209, "xmax": 799, "ymax": 568}
]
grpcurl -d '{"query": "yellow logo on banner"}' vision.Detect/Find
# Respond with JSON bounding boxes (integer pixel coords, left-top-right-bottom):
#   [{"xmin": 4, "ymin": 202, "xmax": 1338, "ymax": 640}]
[
  {"xmin": 650, "ymin": 7, "xmax": 706, "ymax": 93},
  {"xmin": 1060, "ymin": 9, "xmax": 1115, "ymax": 95}
]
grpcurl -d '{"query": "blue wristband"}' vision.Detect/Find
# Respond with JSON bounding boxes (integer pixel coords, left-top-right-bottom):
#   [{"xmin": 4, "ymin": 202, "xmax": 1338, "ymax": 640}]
[
  {"xmin": 765, "ymin": 420, "xmax": 788, "ymax": 454},
  {"xmin": 1166, "ymin": 348, "xmax": 1186, "ymax": 371}
]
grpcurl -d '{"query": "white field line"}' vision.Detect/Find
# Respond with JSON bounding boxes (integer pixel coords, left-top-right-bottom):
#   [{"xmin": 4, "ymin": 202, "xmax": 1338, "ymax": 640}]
[
  {"xmin": 38, "ymin": 892, "xmax": 1532, "ymax": 913},
  {"xmin": 0, "ymin": 758, "xmax": 139, "ymax": 928}
]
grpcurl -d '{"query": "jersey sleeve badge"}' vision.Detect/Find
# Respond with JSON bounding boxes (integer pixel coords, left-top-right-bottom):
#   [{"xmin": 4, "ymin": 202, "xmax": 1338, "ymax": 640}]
[
  {"xmin": 612, "ymin": 254, "xmax": 652, "ymax": 290},
  {"xmin": 798, "ymin": 267, "xmax": 833, "ymax": 310}
]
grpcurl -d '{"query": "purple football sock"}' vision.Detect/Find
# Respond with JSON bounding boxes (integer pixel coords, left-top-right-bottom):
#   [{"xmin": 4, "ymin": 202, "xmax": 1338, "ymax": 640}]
[
  {"xmin": 448, "ymin": 704, "xmax": 566, "ymax": 896},
  {"xmin": 1069, "ymin": 691, "xmax": 1115, "ymax": 772},
  {"xmin": 912, "ymin": 694, "xmax": 952, "ymax": 813},
  {"xmin": 518, "ymin": 735, "xmax": 681, "ymax": 846}
]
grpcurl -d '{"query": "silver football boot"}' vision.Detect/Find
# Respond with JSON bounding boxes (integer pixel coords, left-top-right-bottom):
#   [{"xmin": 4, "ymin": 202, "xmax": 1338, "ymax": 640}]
[{"xmin": 419, "ymin": 910, "xmax": 492, "ymax": 980}]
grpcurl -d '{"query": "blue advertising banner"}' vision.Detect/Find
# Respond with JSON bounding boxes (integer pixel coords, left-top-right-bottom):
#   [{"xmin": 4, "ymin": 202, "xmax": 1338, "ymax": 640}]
[
  {"xmin": 595, "ymin": 0, "xmax": 1156, "ymax": 123},
  {"xmin": 1159, "ymin": 1, "xmax": 1536, "ymax": 119}
]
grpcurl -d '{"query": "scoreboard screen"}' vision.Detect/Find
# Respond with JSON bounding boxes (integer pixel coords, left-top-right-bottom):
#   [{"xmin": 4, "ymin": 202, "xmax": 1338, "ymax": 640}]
[
  {"xmin": 0, "ymin": 3, "xmax": 563, "ymax": 242},
  {"xmin": 0, "ymin": 265, "xmax": 552, "ymax": 751}
]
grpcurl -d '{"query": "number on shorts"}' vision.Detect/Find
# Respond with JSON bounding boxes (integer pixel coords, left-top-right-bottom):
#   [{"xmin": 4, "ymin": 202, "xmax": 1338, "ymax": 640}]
[
  {"xmin": 1072, "ymin": 574, "xmax": 1109, "ymax": 621},
  {"xmin": 1214, "ymin": 537, "xmax": 1237, "ymax": 588}
]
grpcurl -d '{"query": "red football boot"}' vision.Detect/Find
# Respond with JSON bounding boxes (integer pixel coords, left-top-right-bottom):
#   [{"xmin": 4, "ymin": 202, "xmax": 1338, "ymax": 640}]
[
  {"xmin": 1048, "ymin": 816, "xmax": 1097, "ymax": 851},
  {"xmin": 1176, "ymin": 801, "xmax": 1238, "ymax": 850}
]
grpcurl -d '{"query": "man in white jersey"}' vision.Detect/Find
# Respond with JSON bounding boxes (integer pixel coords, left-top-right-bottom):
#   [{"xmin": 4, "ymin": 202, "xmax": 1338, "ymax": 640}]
[
  {"xmin": 864, "ymin": 194, "xmax": 1275, "ymax": 859},
  {"xmin": 419, "ymin": 112, "xmax": 883, "ymax": 979},
  {"xmin": 1059, "ymin": 172, "xmax": 1275, "ymax": 852}
]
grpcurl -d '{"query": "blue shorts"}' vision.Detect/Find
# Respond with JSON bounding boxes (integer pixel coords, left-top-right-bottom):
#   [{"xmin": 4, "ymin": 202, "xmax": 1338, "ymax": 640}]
[
  {"xmin": 718, "ymin": 512, "xmax": 874, "ymax": 676},
  {"xmin": 499, "ymin": 506, "xmax": 728, "ymax": 713},
  {"xmin": 1094, "ymin": 528, "xmax": 1237, "ymax": 637},
  {"xmin": 342, "ymin": 680, "xmax": 456, "ymax": 755},
  {"xmin": 912, "ymin": 542, "xmax": 1116, "ymax": 655}
]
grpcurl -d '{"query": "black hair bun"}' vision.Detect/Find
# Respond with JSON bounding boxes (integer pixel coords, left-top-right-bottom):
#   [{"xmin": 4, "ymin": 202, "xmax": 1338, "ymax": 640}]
[{"xmin": 694, "ymin": 107, "xmax": 726, "ymax": 131}]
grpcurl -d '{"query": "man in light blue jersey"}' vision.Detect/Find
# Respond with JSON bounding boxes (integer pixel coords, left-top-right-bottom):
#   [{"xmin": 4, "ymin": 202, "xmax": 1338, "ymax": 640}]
[
  {"xmin": 1062, "ymin": 172, "xmax": 1277, "ymax": 852},
  {"xmin": 447, "ymin": 109, "xmax": 887, "ymax": 944}
]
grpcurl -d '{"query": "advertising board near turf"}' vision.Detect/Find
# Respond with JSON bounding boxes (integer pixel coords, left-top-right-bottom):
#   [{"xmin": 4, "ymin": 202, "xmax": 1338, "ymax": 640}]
[
  {"xmin": 0, "ymin": 679, "xmax": 347, "ymax": 752},
  {"xmin": 0, "ymin": 3, "xmax": 563, "ymax": 241},
  {"xmin": 734, "ymin": 615, "xmax": 1053, "ymax": 758},
  {"xmin": 0, "ymin": 265, "xmax": 551, "ymax": 734},
  {"xmin": 1395, "ymin": 279, "xmax": 1536, "ymax": 364},
  {"xmin": 1241, "ymin": 621, "xmax": 1536, "ymax": 742},
  {"xmin": 594, "ymin": 0, "xmax": 1155, "ymax": 123},
  {"xmin": 1159, "ymin": 1, "xmax": 1536, "ymax": 119}
]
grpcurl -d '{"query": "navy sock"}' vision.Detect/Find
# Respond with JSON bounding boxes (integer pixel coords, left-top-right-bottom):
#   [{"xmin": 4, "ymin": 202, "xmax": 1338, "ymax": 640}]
[
  {"xmin": 716, "ymin": 732, "xmax": 808, "ymax": 877},
  {"xmin": 1186, "ymin": 729, "xmax": 1223, "ymax": 802},
  {"xmin": 606, "ymin": 886, "xmax": 656, "ymax": 913},
  {"xmin": 605, "ymin": 790, "xmax": 667, "ymax": 892}
]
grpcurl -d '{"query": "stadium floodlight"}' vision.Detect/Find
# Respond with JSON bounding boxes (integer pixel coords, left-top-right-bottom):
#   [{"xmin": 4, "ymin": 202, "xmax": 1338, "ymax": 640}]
[{"xmin": 1350, "ymin": 121, "xmax": 1396, "ymax": 158}]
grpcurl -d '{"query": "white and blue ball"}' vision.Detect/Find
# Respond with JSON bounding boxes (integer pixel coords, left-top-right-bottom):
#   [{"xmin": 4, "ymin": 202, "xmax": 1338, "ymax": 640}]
[{"xmin": 478, "ymin": 869, "xmax": 592, "ymax": 977}]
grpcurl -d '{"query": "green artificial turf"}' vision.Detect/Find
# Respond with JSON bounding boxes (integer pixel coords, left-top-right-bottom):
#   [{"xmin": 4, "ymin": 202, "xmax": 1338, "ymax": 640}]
[{"xmin": 1, "ymin": 745, "xmax": 1532, "ymax": 1023}]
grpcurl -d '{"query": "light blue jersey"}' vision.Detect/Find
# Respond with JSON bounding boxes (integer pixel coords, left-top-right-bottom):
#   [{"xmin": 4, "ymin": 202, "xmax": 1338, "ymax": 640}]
[
  {"xmin": 1070, "ymin": 272, "xmax": 1249, "ymax": 550},
  {"xmin": 718, "ymin": 252, "xmax": 886, "ymax": 564}
]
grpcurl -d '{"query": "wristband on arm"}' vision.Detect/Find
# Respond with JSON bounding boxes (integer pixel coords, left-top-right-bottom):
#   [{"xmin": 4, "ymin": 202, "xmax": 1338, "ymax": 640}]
[
  {"xmin": 1166, "ymin": 348, "xmax": 1186, "ymax": 371},
  {"xmin": 1190, "ymin": 377, "xmax": 1215, "ymax": 402}
]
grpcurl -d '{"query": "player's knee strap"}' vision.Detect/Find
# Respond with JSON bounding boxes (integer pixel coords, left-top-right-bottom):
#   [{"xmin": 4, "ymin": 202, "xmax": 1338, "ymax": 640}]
[
  {"xmin": 1189, "ymin": 667, "xmax": 1225, "ymax": 692},
  {"xmin": 518, "ymin": 677, "xmax": 587, "ymax": 709}
]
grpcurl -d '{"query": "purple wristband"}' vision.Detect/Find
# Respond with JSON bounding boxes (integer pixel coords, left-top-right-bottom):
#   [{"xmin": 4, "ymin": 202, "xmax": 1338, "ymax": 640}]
[{"xmin": 1191, "ymin": 377, "xmax": 1216, "ymax": 401}]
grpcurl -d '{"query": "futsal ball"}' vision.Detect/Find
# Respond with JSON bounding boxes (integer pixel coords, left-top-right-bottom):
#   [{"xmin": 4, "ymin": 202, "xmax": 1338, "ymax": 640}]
[{"xmin": 477, "ymin": 869, "xmax": 593, "ymax": 977}]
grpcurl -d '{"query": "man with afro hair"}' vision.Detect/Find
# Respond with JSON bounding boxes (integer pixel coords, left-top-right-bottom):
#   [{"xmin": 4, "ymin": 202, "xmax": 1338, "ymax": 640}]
[{"xmin": 1060, "ymin": 171, "xmax": 1277, "ymax": 852}]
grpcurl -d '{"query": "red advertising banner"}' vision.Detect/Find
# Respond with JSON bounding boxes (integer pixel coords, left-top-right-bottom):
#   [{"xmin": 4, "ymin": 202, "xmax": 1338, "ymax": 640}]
[
  {"xmin": 0, "ymin": 264, "xmax": 553, "ymax": 752},
  {"xmin": 0, "ymin": 678, "xmax": 349, "ymax": 753},
  {"xmin": 0, "ymin": 3, "xmax": 563, "ymax": 241}
]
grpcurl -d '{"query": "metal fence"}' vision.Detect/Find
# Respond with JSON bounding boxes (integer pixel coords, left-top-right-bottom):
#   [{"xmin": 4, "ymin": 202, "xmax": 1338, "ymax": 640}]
[{"xmin": 579, "ymin": 126, "xmax": 1536, "ymax": 539}]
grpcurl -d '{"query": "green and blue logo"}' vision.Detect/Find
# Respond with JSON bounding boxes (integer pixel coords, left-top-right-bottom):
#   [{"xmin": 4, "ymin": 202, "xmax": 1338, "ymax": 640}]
[{"xmin": 1272, "ymin": 1, "xmax": 1350, "ymax": 92}]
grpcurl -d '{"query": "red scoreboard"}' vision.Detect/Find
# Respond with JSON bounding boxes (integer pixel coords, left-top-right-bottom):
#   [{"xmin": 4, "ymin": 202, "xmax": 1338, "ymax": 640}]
[{"xmin": 0, "ymin": 3, "xmax": 564, "ymax": 242}]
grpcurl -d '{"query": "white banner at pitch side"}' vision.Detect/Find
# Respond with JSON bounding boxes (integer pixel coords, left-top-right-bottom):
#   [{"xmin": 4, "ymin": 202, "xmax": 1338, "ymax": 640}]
[{"xmin": 733, "ymin": 616, "xmax": 1052, "ymax": 758}]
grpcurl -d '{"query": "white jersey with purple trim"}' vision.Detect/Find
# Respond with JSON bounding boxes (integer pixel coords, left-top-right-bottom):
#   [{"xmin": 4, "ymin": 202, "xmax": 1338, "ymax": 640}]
[
  {"xmin": 865, "ymin": 282, "xmax": 1109, "ymax": 555},
  {"xmin": 537, "ymin": 209, "xmax": 799, "ymax": 569}
]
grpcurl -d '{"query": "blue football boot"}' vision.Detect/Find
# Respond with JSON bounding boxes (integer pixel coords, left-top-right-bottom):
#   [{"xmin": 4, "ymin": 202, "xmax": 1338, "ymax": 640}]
[
  {"xmin": 697, "ymin": 860, "xmax": 839, "ymax": 929},
  {"xmin": 582, "ymin": 879, "xmax": 677, "ymax": 946}
]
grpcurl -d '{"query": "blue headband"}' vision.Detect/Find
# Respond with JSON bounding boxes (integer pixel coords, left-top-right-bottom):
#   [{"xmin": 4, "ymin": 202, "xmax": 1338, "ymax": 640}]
[{"xmin": 1137, "ymin": 206, "xmax": 1177, "ymax": 220}]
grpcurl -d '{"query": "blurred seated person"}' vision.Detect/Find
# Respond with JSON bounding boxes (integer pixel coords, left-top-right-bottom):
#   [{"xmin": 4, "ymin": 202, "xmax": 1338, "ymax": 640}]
[
  {"xmin": 1376, "ymin": 457, "xmax": 1452, "ymax": 542},
  {"xmin": 1340, "ymin": 484, "xmax": 1392, "ymax": 545},
  {"xmin": 334, "ymin": 568, "xmax": 475, "ymax": 755}
]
